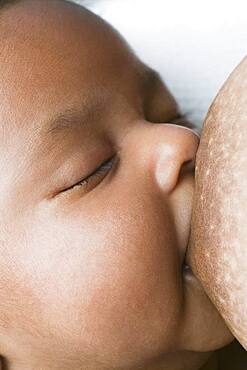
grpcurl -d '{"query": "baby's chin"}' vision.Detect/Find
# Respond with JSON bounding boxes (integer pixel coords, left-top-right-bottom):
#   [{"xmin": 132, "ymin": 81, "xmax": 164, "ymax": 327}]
[{"xmin": 187, "ymin": 56, "xmax": 247, "ymax": 348}]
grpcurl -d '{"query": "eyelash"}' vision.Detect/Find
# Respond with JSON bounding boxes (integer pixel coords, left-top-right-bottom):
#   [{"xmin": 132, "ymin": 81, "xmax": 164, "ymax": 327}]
[{"xmin": 69, "ymin": 155, "xmax": 116, "ymax": 192}]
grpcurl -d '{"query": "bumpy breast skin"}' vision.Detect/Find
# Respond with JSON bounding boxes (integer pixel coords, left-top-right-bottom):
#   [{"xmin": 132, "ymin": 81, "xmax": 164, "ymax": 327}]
[{"xmin": 187, "ymin": 56, "xmax": 247, "ymax": 348}]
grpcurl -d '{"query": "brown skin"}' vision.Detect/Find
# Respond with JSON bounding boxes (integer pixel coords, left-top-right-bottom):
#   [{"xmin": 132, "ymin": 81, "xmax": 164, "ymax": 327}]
[
  {"xmin": 0, "ymin": 1, "xmax": 233, "ymax": 369},
  {"xmin": 187, "ymin": 56, "xmax": 247, "ymax": 351}
]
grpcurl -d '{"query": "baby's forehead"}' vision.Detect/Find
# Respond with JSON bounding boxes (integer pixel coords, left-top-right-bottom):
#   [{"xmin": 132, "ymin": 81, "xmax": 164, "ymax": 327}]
[
  {"xmin": 0, "ymin": 0, "xmax": 179, "ymax": 160},
  {"xmin": 0, "ymin": 0, "xmax": 149, "ymax": 136},
  {"xmin": 0, "ymin": 0, "xmax": 134, "ymax": 73}
]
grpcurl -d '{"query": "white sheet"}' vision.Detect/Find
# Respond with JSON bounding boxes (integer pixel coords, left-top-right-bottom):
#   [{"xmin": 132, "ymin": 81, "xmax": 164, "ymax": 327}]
[{"xmin": 73, "ymin": 0, "xmax": 247, "ymax": 128}]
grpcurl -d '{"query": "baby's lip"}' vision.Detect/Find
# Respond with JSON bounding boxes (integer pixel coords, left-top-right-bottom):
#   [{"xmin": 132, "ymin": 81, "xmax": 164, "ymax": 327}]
[
  {"xmin": 180, "ymin": 221, "xmax": 190, "ymax": 268},
  {"xmin": 182, "ymin": 240, "xmax": 196, "ymax": 277},
  {"xmin": 183, "ymin": 230, "xmax": 191, "ymax": 268},
  {"xmin": 181, "ymin": 166, "xmax": 196, "ymax": 271},
  {"xmin": 184, "ymin": 228, "xmax": 197, "ymax": 275}
]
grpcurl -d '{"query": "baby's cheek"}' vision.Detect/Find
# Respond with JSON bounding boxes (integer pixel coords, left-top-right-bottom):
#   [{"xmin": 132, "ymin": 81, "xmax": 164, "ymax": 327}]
[
  {"xmin": 0, "ymin": 194, "xmax": 183, "ymax": 368},
  {"xmin": 68, "ymin": 210, "xmax": 182, "ymax": 368}
]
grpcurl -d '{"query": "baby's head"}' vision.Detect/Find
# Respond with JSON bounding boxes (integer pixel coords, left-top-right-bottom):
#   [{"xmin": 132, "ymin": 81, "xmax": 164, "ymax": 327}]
[{"xmin": 0, "ymin": 1, "xmax": 233, "ymax": 369}]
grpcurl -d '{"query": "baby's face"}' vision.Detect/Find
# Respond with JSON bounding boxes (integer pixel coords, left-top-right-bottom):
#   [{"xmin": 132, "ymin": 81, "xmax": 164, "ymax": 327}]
[{"xmin": 0, "ymin": 1, "xmax": 232, "ymax": 369}]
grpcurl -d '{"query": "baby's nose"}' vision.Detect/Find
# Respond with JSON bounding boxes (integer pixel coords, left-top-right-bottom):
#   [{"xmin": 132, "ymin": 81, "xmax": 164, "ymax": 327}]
[
  {"xmin": 150, "ymin": 123, "xmax": 200, "ymax": 193},
  {"xmin": 120, "ymin": 121, "xmax": 200, "ymax": 193}
]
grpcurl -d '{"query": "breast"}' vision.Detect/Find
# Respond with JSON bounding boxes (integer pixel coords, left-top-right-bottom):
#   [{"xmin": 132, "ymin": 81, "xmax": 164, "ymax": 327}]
[{"xmin": 186, "ymin": 56, "xmax": 247, "ymax": 348}]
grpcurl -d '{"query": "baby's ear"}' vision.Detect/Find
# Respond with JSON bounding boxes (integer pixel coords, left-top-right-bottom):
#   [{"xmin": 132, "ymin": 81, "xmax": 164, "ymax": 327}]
[{"xmin": 142, "ymin": 69, "xmax": 195, "ymax": 129}]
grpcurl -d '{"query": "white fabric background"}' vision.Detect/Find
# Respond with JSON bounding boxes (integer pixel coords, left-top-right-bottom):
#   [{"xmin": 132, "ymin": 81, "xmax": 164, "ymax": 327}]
[{"xmin": 72, "ymin": 0, "xmax": 247, "ymax": 128}]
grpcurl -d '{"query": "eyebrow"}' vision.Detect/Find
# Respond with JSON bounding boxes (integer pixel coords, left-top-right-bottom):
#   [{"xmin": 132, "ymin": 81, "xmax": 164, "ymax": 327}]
[
  {"xmin": 38, "ymin": 68, "xmax": 158, "ymax": 141},
  {"xmin": 37, "ymin": 88, "xmax": 113, "ymax": 144},
  {"xmin": 41, "ymin": 107, "xmax": 92, "ymax": 139}
]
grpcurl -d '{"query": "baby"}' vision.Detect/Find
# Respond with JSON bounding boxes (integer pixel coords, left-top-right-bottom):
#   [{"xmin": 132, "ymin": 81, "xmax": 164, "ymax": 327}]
[{"xmin": 0, "ymin": 0, "xmax": 240, "ymax": 369}]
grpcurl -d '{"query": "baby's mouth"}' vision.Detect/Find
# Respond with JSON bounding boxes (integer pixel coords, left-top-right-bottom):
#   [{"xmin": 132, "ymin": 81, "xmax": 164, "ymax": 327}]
[
  {"xmin": 182, "ymin": 227, "xmax": 193, "ymax": 275},
  {"xmin": 183, "ymin": 263, "xmax": 192, "ymax": 274},
  {"xmin": 182, "ymin": 256, "xmax": 194, "ymax": 278},
  {"xmin": 182, "ymin": 249, "xmax": 192, "ymax": 274}
]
